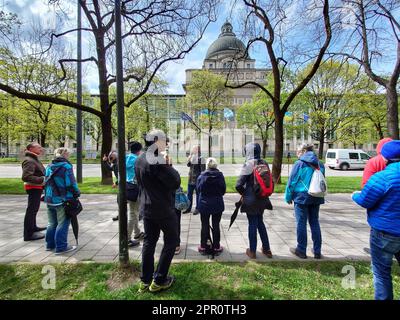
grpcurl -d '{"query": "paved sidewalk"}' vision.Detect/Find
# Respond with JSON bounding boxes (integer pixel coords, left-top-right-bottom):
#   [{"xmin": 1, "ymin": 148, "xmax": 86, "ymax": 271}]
[{"xmin": 0, "ymin": 194, "xmax": 371, "ymax": 264}]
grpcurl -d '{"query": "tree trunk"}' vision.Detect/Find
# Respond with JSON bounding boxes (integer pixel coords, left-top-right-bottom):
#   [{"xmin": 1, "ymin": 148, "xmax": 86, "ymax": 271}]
[
  {"xmin": 262, "ymin": 138, "xmax": 267, "ymax": 159},
  {"xmin": 386, "ymin": 85, "xmax": 399, "ymax": 139},
  {"xmin": 40, "ymin": 132, "xmax": 46, "ymax": 148},
  {"xmin": 100, "ymin": 113, "xmax": 113, "ymax": 185},
  {"xmin": 272, "ymin": 113, "xmax": 284, "ymax": 184},
  {"xmin": 208, "ymin": 132, "xmax": 212, "ymax": 157},
  {"xmin": 318, "ymin": 129, "xmax": 324, "ymax": 159}
]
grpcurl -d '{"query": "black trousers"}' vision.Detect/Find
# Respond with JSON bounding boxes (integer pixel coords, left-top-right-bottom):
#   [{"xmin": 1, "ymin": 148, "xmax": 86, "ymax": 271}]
[
  {"xmin": 175, "ymin": 209, "xmax": 181, "ymax": 246},
  {"xmin": 200, "ymin": 212, "xmax": 222, "ymax": 249},
  {"xmin": 24, "ymin": 189, "xmax": 42, "ymax": 239},
  {"xmin": 141, "ymin": 214, "xmax": 179, "ymax": 285}
]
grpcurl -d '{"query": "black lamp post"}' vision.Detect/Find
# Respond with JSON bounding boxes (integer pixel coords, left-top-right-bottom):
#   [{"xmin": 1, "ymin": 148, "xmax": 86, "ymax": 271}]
[
  {"xmin": 115, "ymin": 0, "xmax": 129, "ymax": 266},
  {"xmin": 76, "ymin": 0, "xmax": 83, "ymax": 183}
]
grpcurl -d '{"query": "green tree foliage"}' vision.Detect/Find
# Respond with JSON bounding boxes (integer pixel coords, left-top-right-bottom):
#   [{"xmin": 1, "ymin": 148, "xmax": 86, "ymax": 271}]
[
  {"xmin": 186, "ymin": 70, "xmax": 232, "ymax": 156},
  {"xmin": 299, "ymin": 60, "xmax": 361, "ymax": 158},
  {"xmin": 237, "ymin": 90, "xmax": 274, "ymax": 158}
]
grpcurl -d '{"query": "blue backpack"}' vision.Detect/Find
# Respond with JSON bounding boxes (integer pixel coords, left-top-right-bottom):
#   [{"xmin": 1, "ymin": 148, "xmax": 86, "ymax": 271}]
[{"xmin": 175, "ymin": 187, "xmax": 191, "ymax": 211}]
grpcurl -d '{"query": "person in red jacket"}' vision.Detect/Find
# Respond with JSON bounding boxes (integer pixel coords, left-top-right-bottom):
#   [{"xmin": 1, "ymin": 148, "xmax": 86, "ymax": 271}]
[
  {"xmin": 361, "ymin": 137, "xmax": 400, "ymax": 265},
  {"xmin": 362, "ymin": 138, "xmax": 393, "ymax": 188}
]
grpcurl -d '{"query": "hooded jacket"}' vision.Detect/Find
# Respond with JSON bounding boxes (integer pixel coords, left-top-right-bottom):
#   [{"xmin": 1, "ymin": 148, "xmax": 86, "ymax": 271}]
[
  {"xmin": 235, "ymin": 143, "xmax": 273, "ymax": 214},
  {"xmin": 284, "ymin": 151, "xmax": 325, "ymax": 205},
  {"xmin": 44, "ymin": 157, "xmax": 80, "ymax": 205},
  {"xmin": 361, "ymin": 138, "xmax": 393, "ymax": 188},
  {"xmin": 196, "ymin": 168, "xmax": 226, "ymax": 214},
  {"xmin": 353, "ymin": 162, "xmax": 400, "ymax": 237}
]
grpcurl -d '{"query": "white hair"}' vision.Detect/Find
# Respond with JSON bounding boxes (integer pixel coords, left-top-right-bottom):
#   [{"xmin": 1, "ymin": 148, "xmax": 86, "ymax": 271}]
[
  {"xmin": 297, "ymin": 143, "xmax": 314, "ymax": 153},
  {"xmin": 54, "ymin": 147, "xmax": 70, "ymax": 158},
  {"xmin": 206, "ymin": 157, "xmax": 218, "ymax": 169}
]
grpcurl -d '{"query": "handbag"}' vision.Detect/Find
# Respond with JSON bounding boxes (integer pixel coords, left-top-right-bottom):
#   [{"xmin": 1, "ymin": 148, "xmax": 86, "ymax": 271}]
[
  {"xmin": 175, "ymin": 187, "xmax": 191, "ymax": 211},
  {"xmin": 64, "ymin": 198, "xmax": 83, "ymax": 217},
  {"xmin": 126, "ymin": 182, "xmax": 139, "ymax": 202}
]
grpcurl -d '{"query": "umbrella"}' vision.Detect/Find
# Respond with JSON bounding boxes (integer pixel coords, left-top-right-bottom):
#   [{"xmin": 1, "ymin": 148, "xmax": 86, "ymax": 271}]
[
  {"xmin": 228, "ymin": 197, "xmax": 243, "ymax": 231},
  {"xmin": 70, "ymin": 215, "xmax": 79, "ymax": 246}
]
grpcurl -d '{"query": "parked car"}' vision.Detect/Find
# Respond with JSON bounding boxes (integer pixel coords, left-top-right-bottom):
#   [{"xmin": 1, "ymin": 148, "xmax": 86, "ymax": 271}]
[{"xmin": 325, "ymin": 149, "xmax": 371, "ymax": 170}]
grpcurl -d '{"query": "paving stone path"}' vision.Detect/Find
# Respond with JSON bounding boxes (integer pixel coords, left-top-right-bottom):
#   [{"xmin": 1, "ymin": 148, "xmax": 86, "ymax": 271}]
[{"xmin": 0, "ymin": 194, "xmax": 371, "ymax": 264}]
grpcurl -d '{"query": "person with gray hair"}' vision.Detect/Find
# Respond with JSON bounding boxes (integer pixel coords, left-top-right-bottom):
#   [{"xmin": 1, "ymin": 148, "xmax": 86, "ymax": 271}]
[
  {"xmin": 196, "ymin": 157, "xmax": 226, "ymax": 255},
  {"xmin": 21, "ymin": 142, "xmax": 46, "ymax": 241},
  {"xmin": 135, "ymin": 129, "xmax": 181, "ymax": 293},
  {"xmin": 285, "ymin": 143, "xmax": 325, "ymax": 259},
  {"xmin": 44, "ymin": 147, "xmax": 80, "ymax": 254}
]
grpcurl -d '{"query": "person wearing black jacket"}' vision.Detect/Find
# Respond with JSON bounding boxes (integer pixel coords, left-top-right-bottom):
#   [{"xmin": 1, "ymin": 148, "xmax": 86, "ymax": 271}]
[
  {"xmin": 184, "ymin": 145, "xmax": 206, "ymax": 215},
  {"xmin": 236, "ymin": 143, "xmax": 273, "ymax": 260},
  {"xmin": 135, "ymin": 129, "xmax": 181, "ymax": 293},
  {"xmin": 196, "ymin": 158, "xmax": 226, "ymax": 255}
]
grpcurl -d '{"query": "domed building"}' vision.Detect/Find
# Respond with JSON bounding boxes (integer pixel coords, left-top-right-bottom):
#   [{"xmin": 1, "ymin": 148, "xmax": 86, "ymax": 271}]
[
  {"xmin": 184, "ymin": 21, "xmax": 269, "ymax": 109},
  {"xmin": 182, "ymin": 21, "xmax": 270, "ymax": 156}
]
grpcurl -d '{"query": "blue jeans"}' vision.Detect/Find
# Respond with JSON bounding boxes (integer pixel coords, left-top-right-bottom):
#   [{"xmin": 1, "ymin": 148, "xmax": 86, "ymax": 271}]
[
  {"xmin": 187, "ymin": 183, "xmax": 199, "ymax": 211},
  {"xmin": 370, "ymin": 228, "xmax": 400, "ymax": 300},
  {"xmin": 246, "ymin": 214, "xmax": 270, "ymax": 252},
  {"xmin": 46, "ymin": 205, "xmax": 71, "ymax": 252},
  {"xmin": 294, "ymin": 203, "xmax": 322, "ymax": 255}
]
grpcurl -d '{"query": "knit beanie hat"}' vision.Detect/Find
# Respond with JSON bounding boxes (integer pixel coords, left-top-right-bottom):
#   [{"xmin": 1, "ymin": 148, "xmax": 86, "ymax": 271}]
[{"xmin": 381, "ymin": 140, "xmax": 400, "ymax": 161}]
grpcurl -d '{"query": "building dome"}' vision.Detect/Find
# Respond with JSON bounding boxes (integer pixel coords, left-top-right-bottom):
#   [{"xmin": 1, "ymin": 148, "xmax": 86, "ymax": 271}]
[{"xmin": 205, "ymin": 21, "xmax": 249, "ymax": 60}]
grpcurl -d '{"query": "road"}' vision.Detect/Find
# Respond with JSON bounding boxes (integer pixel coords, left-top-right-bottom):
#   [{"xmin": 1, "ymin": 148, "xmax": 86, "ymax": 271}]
[{"xmin": 0, "ymin": 163, "xmax": 363, "ymax": 178}]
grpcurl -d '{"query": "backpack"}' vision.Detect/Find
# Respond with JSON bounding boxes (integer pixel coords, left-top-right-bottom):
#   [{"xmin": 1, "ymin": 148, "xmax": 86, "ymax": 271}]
[
  {"xmin": 253, "ymin": 161, "xmax": 274, "ymax": 198},
  {"xmin": 175, "ymin": 187, "xmax": 191, "ymax": 211},
  {"xmin": 307, "ymin": 165, "xmax": 327, "ymax": 198}
]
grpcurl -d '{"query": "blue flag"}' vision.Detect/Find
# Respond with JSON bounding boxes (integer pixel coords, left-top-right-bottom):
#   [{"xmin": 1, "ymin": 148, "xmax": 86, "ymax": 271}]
[{"xmin": 181, "ymin": 112, "xmax": 193, "ymax": 122}]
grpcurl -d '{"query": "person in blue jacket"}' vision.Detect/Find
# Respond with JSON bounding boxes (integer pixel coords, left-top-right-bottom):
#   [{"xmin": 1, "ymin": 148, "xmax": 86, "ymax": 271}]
[
  {"xmin": 196, "ymin": 157, "xmax": 226, "ymax": 255},
  {"xmin": 44, "ymin": 148, "xmax": 80, "ymax": 254},
  {"xmin": 285, "ymin": 143, "xmax": 325, "ymax": 259},
  {"xmin": 352, "ymin": 140, "xmax": 400, "ymax": 300}
]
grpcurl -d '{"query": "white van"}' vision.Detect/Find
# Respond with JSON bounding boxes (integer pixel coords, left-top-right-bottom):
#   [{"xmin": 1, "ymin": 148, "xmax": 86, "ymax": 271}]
[{"xmin": 325, "ymin": 149, "xmax": 371, "ymax": 170}]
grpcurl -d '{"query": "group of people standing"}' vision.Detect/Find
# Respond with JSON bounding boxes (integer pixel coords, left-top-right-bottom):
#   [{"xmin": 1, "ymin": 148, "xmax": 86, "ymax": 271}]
[{"xmin": 20, "ymin": 132, "xmax": 400, "ymax": 299}]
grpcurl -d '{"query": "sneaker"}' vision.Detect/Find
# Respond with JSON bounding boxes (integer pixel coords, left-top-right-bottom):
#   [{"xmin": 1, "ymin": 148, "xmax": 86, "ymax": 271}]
[
  {"xmin": 24, "ymin": 232, "xmax": 45, "ymax": 241},
  {"xmin": 45, "ymin": 247, "xmax": 55, "ymax": 252},
  {"xmin": 290, "ymin": 247, "xmax": 307, "ymax": 259},
  {"xmin": 193, "ymin": 209, "xmax": 199, "ymax": 216},
  {"xmin": 246, "ymin": 248, "xmax": 256, "ymax": 259},
  {"xmin": 261, "ymin": 248, "xmax": 273, "ymax": 258},
  {"xmin": 138, "ymin": 281, "xmax": 151, "ymax": 293},
  {"xmin": 128, "ymin": 239, "xmax": 140, "ymax": 247},
  {"xmin": 198, "ymin": 245, "xmax": 205, "ymax": 254},
  {"xmin": 314, "ymin": 253, "xmax": 323, "ymax": 259},
  {"xmin": 134, "ymin": 232, "xmax": 145, "ymax": 240},
  {"xmin": 182, "ymin": 210, "xmax": 191, "ymax": 214},
  {"xmin": 149, "ymin": 276, "xmax": 175, "ymax": 293},
  {"xmin": 175, "ymin": 246, "xmax": 181, "ymax": 255},
  {"xmin": 112, "ymin": 216, "xmax": 119, "ymax": 221},
  {"xmin": 55, "ymin": 245, "xmax": 77, "ymax": 255}
]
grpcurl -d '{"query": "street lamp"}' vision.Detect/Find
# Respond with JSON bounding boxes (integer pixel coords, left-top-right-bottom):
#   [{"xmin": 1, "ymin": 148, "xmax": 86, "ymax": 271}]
[
  {"xmin": 115, "ymin": 0, "xmax": 129, "ymax": 266},
  {"xmin": 76, "ymin": 0, "xmax": 83, "ymax": 183}
]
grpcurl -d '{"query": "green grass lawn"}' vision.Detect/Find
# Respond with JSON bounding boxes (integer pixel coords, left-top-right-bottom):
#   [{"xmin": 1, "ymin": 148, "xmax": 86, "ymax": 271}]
[
  {"xmin": 0, "ymin": 261, "xmax": 398, "ymax": 300},
  {"xmin": 0, "ymin": 176, "xmax": 362, "ymax": 195}
]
